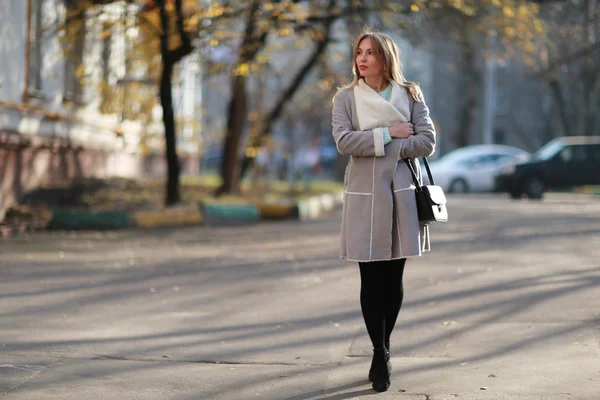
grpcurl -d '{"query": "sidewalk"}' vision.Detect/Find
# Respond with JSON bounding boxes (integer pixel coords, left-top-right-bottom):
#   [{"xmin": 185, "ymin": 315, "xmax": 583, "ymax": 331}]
[{"xmin": 1, "ymin": 193, "xmax": 599, "ymax": 399}]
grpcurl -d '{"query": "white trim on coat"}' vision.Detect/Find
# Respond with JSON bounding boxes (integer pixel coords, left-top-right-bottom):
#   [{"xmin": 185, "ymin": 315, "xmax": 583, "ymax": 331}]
[
  {"xmin": 373, "ymin": 127, "xmax": 385, "ymax": 156},
  {"xmin": 395, "ymin": 195, "xmax": 403, "ymax": 258},
  {"xmin": 393, "ymin": 186, "xmax": 415, "ymax": 193},
  {"xmin": 341, "ymin": 254, "xmax": 423, "ymax": 262},
  {"xmin": 369, "ymin": 190, "xmax": 374, "ymax": 261}
]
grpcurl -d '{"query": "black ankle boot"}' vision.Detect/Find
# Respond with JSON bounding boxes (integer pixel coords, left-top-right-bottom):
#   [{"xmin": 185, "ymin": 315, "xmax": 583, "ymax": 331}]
[
  {"xmin": 368, "ymin": 348, "xmax": 391, "ymax": 392},
  {"xmin": 368, "ymin": 342, "xmax": 391, "ymax": 382}
]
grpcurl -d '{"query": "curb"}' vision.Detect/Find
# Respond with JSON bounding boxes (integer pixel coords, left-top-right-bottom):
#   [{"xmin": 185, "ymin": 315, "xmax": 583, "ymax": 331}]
[
  {"xmin": 50, "ymin": 210, "xmax": 132, "ymax": 230},
  {"xmin": 132, "ymin": 207, "xmax": 203, "ymax": 228},
  {"xmin": 572, "ymin": 185, "xmax": 600, "ymax": 195},
  {"xmin": 3, "ymin": 191, "xmax": 345, "ymax": 234},
  {"xmin": 296, "ymin": 191, "xmax": 344, "ymax": 221},
  {"xmin": 200, "ymin": 201, "xmax": 260, "ymax": 226},
  {"xmin": 254, "ymin": 191, "xmax": 344, "ymax": 221}
]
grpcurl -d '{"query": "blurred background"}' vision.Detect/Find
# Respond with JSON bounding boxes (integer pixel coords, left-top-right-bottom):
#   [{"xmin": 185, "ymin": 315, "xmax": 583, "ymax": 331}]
[{"xmin": 1, "ymin": 0, "xmax": 599, "ymax": 224}]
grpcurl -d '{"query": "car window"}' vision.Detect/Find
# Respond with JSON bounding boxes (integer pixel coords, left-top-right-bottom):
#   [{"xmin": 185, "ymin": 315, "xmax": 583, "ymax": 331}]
[
  {"xmin": 475, "ymin": 155, "xmax": 495, "ymax": 164},
  {"xmin": 559, "ymin": 145, "xmax": 587, "ymax": 162},
  {"xmin": 496, "ymin": 154, "xmax": 517, "ymax": 163},
  {"xmin": 455, "ymin": 155, "xmax": 479, "ymax": 166},
  {"xmin": 478, "ymin": 153, "xmax": 517, "ymax": 165},
  {"xmin": 536, "ymin": 139, "xmax": 563, "ymax": 160}
]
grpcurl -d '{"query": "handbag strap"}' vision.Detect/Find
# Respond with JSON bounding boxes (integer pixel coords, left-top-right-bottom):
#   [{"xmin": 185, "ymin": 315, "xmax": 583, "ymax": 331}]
[
  {"xmin": 404, "ymin": 93, "xmax": 436, "ymax": 187},
  {"xmin": 404, "ymin": 158, "xmax": 435, "ymax": 187}
]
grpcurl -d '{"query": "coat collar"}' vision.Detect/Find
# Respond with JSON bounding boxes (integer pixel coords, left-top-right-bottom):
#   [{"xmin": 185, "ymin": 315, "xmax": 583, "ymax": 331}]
[{"xmin": 354, "ymin": 79, "xmax": 411, "ymax": 131}]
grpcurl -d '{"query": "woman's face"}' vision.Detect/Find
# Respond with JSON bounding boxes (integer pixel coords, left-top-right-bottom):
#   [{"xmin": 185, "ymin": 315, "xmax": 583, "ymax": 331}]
[{"xmin": 356, "ymin": 38, "xmax": 383, "ymax": 79}]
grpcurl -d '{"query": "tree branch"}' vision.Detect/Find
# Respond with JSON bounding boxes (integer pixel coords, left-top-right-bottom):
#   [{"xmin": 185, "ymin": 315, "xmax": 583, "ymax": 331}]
[
  {"xmin": 536, "ymin": 40, "xmax": 600, "ymax": 76},
  {"xmin": 239, "ymin": 0, "xmax": 340, "ymax": 179},
  {"xmin": 157, "ymin": 0, "xmax": 169, "ymax": 60},
  {"xmin": 168, "ymin": 0, "xmax": 194, "ymax": 63},
  {"xmin": 287, "ymin": 4, "xmax": 412, "ymax": 31}
]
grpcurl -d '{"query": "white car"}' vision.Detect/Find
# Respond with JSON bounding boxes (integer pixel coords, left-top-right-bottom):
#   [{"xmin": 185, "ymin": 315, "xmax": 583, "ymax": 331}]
[{"xmin": 426, "ymin": 145, "xmax": 531, "ymax": 193}]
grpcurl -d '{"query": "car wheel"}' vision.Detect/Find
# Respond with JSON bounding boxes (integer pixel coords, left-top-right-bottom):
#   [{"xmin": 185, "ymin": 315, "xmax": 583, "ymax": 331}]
[
  {"xmin": 449, "ymin": 178, "xmax": 469, "ymax": 193},
  {"xmin": 524, "ymin": 175, "xmax": 545, "ymax": 200}
]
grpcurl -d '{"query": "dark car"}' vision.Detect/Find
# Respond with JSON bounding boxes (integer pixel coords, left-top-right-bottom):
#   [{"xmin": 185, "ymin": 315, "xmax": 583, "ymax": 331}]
[{"xmin": 495, "ymin": 136, "xmax": 600, "ymax": 199}]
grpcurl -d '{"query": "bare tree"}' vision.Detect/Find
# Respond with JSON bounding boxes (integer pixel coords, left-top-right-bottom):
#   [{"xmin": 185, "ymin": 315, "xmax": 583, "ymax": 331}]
[{"xmin": 534, "ymin": 0, "xmax": 600, "ymax": 137}]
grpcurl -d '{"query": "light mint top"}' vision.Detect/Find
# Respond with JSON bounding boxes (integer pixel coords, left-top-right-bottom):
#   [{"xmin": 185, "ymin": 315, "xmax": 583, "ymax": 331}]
[{"xmin": 377, "ymin": 82, "xmax": 393, "ymax": 145}]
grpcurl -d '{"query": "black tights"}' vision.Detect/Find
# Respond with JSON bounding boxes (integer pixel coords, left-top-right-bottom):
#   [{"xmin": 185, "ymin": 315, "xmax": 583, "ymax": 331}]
[{"xmin": 358, "ymin": 259, "xmax": 407, "ymax": 350}]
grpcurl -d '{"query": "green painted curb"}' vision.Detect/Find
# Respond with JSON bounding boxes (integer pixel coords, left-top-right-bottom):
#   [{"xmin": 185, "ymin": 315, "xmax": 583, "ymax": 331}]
[
  {"xmin": 200, "ymin": 202, "xmax": 260, "ymax": 225},
  {"xmin": 50, "ymin": 210, "xmax": 132, "ymax": 230},
  {"xmin": 46, "ymin": 191, "xmax": 343, "ymax": 230}
]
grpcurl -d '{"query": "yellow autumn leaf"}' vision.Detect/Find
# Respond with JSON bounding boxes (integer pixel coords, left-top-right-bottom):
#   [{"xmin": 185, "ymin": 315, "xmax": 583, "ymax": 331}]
[
  {"xmin": 316, "ymin": 79, "xmax": 326, "ymax": 90},
  {"xmin": 410, "ymin": 4, "xmax": 420, "ymax": 12},
  {"xmin": 462, "ymin": 6, "xmax": 476, "ymax": 16},
  {"xmin": 209, "ymin": 39, "xmax": 219, "ymax": 46},
  {"xmin": 503, "ymin": 7, "xmax": 515, "ymax": 18},
  {"xmin": 235, "ymin": 63, "xmax": 250, "ymax": 76},
  {"xmin": 534, "ymin": 20, "xmax": 544, "ymax": 34},
  {"xmin": 75, "ymin": 63, "xmax": 85, "ymax": 77},
  {"xmin": 186, "ymin": 14, "xmax": 199, "ymax": 27}
]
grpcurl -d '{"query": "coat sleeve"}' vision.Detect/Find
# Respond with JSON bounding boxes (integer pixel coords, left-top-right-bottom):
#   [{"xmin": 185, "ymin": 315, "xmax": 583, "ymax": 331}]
[
  {"xmin": 332, "ymin": 91, "xmax": 386, "ymax": 157},
  {"xmin": 398, "ymin": 95, "xmax": 436, "ymax": 159}
]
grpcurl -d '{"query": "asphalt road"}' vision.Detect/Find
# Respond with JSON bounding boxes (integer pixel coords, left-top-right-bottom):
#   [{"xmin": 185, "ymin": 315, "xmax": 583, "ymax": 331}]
[{"xmin": 1, "ymin": 193, "xmax": 599, "ymax": 400}]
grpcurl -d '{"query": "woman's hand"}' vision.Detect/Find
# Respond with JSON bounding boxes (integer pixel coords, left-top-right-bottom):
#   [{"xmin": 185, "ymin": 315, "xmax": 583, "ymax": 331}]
[{"xmin": 389, "ymin": 122, "xmax": 414, "ymax": 139}]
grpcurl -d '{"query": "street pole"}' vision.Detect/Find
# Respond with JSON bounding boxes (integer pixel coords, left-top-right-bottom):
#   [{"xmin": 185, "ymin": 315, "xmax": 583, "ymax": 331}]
[{"xmin": 482, "ymin": 53, "xmax": 497, "ymax": 145}]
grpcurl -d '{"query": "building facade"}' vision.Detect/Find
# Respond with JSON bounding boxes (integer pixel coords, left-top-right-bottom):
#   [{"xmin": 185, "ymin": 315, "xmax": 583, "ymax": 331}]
[{"xmin": 0, "ymin": 0, "xmax": 202, "ymax": 220}]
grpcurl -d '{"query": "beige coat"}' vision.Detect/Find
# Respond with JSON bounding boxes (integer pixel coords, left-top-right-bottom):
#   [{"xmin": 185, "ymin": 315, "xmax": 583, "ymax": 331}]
[{"xmin": 332, "ymin": 80, "xmax": 436, "ymax": 262}]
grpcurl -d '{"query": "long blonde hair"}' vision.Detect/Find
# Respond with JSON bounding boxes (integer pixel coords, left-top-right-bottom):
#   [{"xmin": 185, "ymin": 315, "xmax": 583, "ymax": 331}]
[{"xmin": 340, "ymin": 28, "xmax": 422, "ymax": 102}]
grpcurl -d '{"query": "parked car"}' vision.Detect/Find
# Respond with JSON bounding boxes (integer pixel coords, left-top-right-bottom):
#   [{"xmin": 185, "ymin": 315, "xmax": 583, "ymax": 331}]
[
  {"xmin": 427, "ymin": 145, "xmax": 531, "ymax": 193},
  {"xmin": 494, "ymin": 136, "xmax": 600, "ymax": 199}
]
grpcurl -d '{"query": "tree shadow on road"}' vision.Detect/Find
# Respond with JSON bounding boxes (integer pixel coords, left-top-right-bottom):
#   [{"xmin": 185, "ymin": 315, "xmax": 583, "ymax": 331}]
[{"xmin": 2, "ymin": 208, "xmax": 600, "ymax": 398}]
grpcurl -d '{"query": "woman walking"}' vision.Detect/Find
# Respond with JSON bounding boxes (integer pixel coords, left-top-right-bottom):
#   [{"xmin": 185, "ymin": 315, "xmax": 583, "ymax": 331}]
[{"xmin": 331, "ymin": 29, "xmax": 436, "ymax": 392}]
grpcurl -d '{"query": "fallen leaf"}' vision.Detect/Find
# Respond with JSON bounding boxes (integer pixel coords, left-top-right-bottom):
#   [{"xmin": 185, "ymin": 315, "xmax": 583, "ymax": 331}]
[{"xmin": 488, "ymin": 374, "xmax": 496, "ymax": 378}]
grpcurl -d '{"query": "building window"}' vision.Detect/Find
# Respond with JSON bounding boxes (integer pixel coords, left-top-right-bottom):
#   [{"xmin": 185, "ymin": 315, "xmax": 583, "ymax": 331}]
[{"xmin": 28, "ymin": 0, "xmax": 43, "ymax": 97}]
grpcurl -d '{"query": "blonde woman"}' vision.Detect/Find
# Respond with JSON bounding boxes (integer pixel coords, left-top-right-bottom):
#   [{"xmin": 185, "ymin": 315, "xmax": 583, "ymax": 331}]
[{"xmin": 332, "ymin": 29, "xmax": 436, "ymax": 392}]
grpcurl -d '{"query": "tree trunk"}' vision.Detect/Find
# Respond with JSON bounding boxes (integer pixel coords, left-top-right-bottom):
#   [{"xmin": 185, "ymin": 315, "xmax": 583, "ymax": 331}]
[
  {"xmin": 160, "ymin": 60, "xmax": 181, "ymax": 204},
  {"xmin": 455, "ymin": 33, "xmax": 479, "ymax": 148},
  {"xmin": 216, "ymin": 75, "xmax": 247, "ymax": 195},
  {"xmin": 215, "ymin": 0, "xmax": 263, "ymax": 196},
  {"xmin": 157, "ymin": 0, "xmax": 192, "ymax": 205}
]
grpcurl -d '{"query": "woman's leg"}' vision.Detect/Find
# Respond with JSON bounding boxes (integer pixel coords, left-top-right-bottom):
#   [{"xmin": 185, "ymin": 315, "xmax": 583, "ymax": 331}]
[
  {"xmin": 382, "ymin": 258, "xmax": 407, "ymax": 349},
  {"xmin": 358, "ymin": 261, "xmax": 386, "ymax": 350}
]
